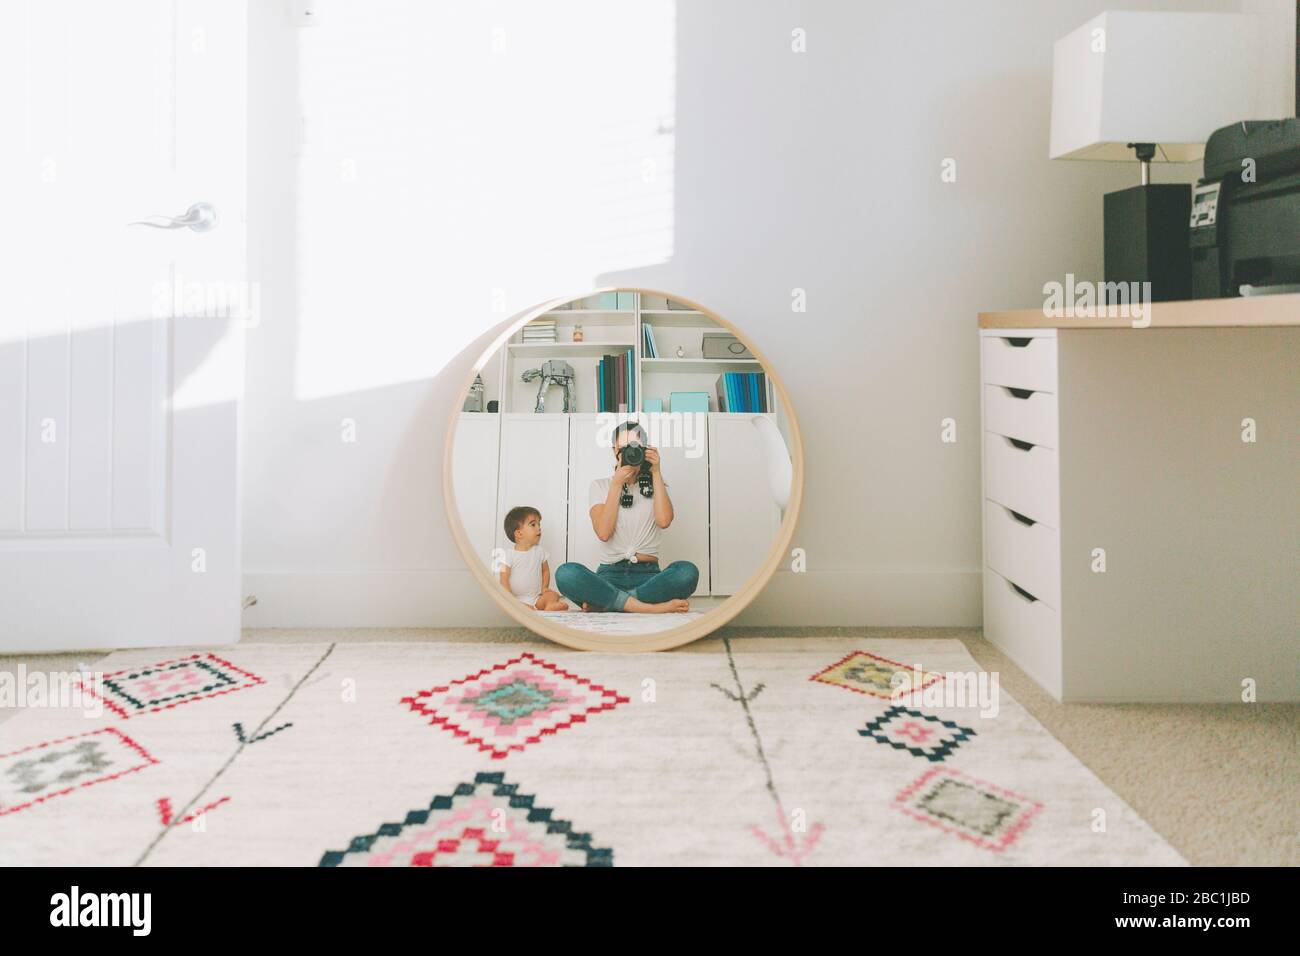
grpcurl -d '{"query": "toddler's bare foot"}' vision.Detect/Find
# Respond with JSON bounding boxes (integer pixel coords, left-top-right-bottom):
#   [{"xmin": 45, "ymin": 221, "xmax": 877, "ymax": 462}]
[
  {"xmin": 623, "ymin": 596, "xmax": 690, "ymax": 614},
  {"xmin": 532, "ymin": 590, "xmax": 567, "ymax": 611}
]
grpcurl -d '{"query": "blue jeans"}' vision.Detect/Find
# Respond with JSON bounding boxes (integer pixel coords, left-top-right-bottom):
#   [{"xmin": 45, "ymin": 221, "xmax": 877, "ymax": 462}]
[{"xmin": 554, "ymin": 559, "xmax": 699, "ymax": 612}]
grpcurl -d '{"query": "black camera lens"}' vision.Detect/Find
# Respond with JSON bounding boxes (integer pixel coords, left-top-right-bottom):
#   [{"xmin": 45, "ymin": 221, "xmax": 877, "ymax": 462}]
[{"xmin": 620, "ymin": 443, "xmax": 645, "ymax": 467}]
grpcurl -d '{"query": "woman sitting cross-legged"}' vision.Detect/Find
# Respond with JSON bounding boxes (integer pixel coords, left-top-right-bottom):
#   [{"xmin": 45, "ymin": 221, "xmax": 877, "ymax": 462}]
[{"xmin": 554, "ymin": 422, "xmax": 699, "ymax": 614}]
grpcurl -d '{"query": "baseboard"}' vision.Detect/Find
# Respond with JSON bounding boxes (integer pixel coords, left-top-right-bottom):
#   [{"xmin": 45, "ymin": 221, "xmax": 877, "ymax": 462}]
[
  {"xmin": 737, "ymin": 568, "xmax": 981, "ymax": 627},
  {"xmin": 241, "ymin": 568, "xmax": 983, "ymax": 629}
]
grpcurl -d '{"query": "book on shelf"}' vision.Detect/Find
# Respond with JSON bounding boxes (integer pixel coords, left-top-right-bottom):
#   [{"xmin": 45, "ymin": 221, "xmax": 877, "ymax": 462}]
[
  {"xmin": 599, "ymin": 354, "xmax": 610, "ymax": 413},
  {"xmin": 522, "ymin": 319, "xmax": 557, "ymax": 343},
  {"xmin": 715, "ymin": 371, "xmax": 768, "ymax": 413},
  {"xmin": 642, "ymin": 323, "xmax": 659, "ymax": 358},
  {"xmin": 597, "ymin": 350, "xmax": 635, "ymax": 413}
]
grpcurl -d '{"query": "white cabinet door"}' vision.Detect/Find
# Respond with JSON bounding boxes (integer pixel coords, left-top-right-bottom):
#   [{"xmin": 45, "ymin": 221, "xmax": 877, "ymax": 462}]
[
  {"xmin": 496, "ymin": 415, "xmax": 570, "ymax": 564},
  {"xmin": 709, "ymin": 413, "xmax": 781, "ymax": 595},
  {"xmin": 452, "ymin": 413, "xmax": 500, "ymax": 570},
  {"xmin": 0, "ymin": 1, "xmax": 246, "ymax": 652},
  {"xmin": 642, "ymin": 412, "xmax": 710, "ymax": 590},
  {"xmin": 567, "ymin": 414, "xmax": 625, "ymax": 572}
]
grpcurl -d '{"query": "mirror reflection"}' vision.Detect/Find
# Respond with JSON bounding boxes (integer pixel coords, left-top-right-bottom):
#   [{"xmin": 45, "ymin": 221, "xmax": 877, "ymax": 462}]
[{"xmin": 453, "ymin": 290, "xmax": 794, "ymax": 637}]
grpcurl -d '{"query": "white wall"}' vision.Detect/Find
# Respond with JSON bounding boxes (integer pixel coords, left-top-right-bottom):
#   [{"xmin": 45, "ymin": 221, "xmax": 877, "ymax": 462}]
[{"xmin": 242, "ymin": 0, "xmax": 1296, "ymax": 628}]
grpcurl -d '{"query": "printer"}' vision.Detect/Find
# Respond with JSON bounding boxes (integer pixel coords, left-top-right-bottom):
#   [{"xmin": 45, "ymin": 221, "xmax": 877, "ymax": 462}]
[{"xmin": 1190, "ymin": 118, "xmax": 1300, "ymax": 298}]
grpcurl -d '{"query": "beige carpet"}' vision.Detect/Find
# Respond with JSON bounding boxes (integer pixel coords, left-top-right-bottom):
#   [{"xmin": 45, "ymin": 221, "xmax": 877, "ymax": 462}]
[{"xmin": 1, "ymin": 626, "xmax": 1293, "ymax": 866}]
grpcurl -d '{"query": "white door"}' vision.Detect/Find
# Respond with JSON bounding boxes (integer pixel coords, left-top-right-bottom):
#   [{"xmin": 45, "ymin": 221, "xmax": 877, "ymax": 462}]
[{"xmin": 0, "ymin": 1, "xmax": 247, "ymax": 652}]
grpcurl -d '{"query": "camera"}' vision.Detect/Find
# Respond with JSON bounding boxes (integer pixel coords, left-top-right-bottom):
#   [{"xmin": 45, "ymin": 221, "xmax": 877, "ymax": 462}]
[
  {"xmin": 616, "ymin": 441, "xmax": 653, "ymax": 507},
  {"xmin": 619, "ymin": 442, "xmax": 647, "ymax": 468}
]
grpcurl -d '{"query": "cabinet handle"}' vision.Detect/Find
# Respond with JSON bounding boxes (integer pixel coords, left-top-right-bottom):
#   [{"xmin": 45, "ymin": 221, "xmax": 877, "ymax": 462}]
[
  {"xmin": 1005, "ymin": 436, "xmax": 1036, "ymax": 451},
  {"xmin": 1005, "ymin": 506, "xmax": 1037, "ymax": 526},
  {"xmin": 1002, "ymin": 386, "xmax": 1035, "ymax": 400},
  {"xmin": 1001, "ymin": 337, "xmax": 1033, "ymax": 348},
  {"xmin": 1009, "ymin": 581, "xmax": 1039, "ymax": 603}
]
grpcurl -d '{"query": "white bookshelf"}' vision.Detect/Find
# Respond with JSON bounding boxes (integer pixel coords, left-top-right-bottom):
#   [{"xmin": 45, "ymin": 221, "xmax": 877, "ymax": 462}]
[{"xmin": 473, "ymin": 292, "xmax": 777, "ymax": 415}]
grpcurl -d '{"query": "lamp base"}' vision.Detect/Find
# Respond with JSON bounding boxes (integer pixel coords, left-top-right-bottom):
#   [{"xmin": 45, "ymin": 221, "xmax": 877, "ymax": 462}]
[{"xmin": 1103, "ymin": 184, "xmax": 1191, "ymax": 303}]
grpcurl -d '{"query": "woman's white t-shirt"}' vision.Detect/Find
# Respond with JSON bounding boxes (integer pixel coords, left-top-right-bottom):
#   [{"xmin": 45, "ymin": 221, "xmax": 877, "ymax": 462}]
[
  {"xmin": 589, "ymin": 476, "xmax": 665, "ymax": 565},
  {"xmin": 499, "ymin": 546, "xmax": 549, "ymax": 605}
]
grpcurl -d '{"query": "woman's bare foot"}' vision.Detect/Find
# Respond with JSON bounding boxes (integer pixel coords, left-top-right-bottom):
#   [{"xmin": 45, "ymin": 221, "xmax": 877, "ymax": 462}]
[{"xmin": 622, "ymin": 596, "xmax": 690, "ymax": 614}]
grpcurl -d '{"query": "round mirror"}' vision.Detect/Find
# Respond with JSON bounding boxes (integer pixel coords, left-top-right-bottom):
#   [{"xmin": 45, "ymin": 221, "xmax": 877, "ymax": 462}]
[{"xmin": 445, "ymin": 289, "xmax": 803, "ymax": 651}]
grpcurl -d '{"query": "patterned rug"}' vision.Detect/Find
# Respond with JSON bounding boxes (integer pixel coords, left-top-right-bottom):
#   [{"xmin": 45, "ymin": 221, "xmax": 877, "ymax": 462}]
[{"xmin": 0, "ymin": 638, "xmax": 1185, "ymax": 866}]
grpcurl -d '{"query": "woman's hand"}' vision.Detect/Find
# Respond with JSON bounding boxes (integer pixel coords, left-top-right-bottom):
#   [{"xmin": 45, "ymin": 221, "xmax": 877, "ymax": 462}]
[
  {"xmin": 645, "ymin": 447, "xmax": 662, "ymax": 474},
  {"xmin": 613, "ymin": 463, "xmax": 640, "ymax": 486}
]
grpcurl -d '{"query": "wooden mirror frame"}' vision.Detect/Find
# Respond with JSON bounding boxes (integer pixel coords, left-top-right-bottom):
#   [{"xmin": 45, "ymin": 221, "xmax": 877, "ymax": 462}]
[{"xmin": 443, "ymin": 288, "xmax": 804, "ymax": 651}]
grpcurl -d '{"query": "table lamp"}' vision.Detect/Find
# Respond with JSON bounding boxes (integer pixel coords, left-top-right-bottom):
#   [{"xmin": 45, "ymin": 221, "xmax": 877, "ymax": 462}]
[{"xmin": 1049, "ymin": 11, "xmax": 1273, "ymax": 302}]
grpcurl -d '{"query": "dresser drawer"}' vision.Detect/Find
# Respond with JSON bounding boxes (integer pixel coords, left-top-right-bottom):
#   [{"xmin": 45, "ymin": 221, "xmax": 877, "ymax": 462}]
[
  {"xmin": 984, "ymin": 498, "xmax": 1060, "ymax": 609},
  {"xmin": 983, "ymin": 384, "xmax": 1058, "ymax": 449},
  {"xmin": 984, "ymin": 431, "xmax": 1059, "ymax": 528},
  {"xmin": 983, "ymin": 566, "xmax": 1062, "ymax": 699},
  {"xmin": 981, "ymin": 333, "xmax": 1057, "ymax": 393}
]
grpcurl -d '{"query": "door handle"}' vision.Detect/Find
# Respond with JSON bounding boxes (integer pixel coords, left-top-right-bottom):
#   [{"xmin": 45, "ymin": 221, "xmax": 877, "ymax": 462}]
[{"xmin": 127, "ymin": 201, "xmax": 217, "ymax": 233}]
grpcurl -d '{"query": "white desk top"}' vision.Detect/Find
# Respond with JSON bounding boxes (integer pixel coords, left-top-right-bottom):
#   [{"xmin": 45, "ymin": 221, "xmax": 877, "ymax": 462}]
[{"xmin": 978, "ymin": 293, "xmax": 1299, "ymax": 329}]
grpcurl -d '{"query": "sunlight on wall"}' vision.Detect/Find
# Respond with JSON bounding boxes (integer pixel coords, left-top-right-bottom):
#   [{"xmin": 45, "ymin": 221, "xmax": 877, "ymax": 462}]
[{"xmin": 294, "ymin": 0, "xmax": 676, "ymax": 402}]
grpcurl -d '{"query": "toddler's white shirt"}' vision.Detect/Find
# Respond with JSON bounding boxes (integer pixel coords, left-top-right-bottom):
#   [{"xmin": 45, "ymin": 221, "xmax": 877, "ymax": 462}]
[{"xmin": 500, "ymin": 545, "xmax": 549, "ymax": 605}]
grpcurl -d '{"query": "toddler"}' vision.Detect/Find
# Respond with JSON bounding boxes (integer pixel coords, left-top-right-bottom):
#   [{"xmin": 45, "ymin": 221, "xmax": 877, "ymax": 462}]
[{"xmin": 498, "ymin": 506, "xmax": 568, "ymax": 611}]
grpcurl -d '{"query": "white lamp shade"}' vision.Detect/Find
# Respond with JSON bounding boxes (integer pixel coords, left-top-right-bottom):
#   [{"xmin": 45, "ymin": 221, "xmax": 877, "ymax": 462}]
[{"xmin": 1049, "ymin": 11, "xmax": 1284, "ymax": 163}]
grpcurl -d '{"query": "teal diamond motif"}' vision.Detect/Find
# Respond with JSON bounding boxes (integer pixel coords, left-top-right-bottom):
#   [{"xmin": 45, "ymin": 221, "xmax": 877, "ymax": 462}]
[{"xmin": 463, "ymin": 680, "xmax": 564, "ymax": 724}]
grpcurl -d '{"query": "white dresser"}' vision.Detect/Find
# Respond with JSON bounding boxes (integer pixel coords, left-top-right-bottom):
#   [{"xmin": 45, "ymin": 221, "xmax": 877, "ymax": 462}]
[{"xmin": 978, "ymin": 295, "xmax": 1299, "ymax": 703}]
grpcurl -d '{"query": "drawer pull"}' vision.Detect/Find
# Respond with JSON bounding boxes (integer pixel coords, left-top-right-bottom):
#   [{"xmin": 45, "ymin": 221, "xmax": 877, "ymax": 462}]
[
  {"xmin": 1003, "ymin": 386, "xmax": 1035, "ymax": 400},
  {"xmin": 1005, "ymin": 506, "xmax": 1037, "ymax": 527},
  {"xmin": 1009, "ymin": 581, "xmax": 1039, "ymax": 603},
  {"xmin": 1005, "ymin": 436, "xmax": 1036, "ymax": 451},
  {"xmin": 1002, "ymin": 337, "xmax": 1033, "ymax": 348}
]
